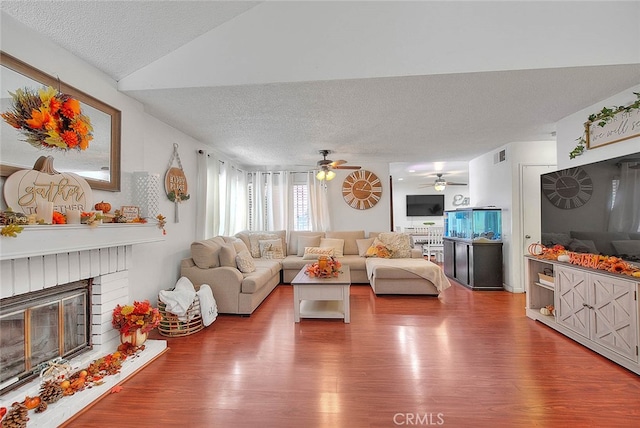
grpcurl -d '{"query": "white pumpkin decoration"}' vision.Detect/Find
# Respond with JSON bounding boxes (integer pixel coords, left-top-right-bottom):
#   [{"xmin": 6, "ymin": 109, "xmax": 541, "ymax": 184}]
[{"xmin": 3, "ymin": 156, "xmax": 93, "ymax": 216}]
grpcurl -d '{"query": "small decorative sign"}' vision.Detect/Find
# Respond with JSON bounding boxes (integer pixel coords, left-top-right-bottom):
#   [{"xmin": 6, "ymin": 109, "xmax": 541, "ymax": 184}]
[
  {"xmin": 3, "ymin": 156, "xmax": 93, "ymax": 215},
  {"xmin": 165, "ymin": 143, "xmax": 190, "ymax": 223},
  {"xmin": 586, "ymin": 106, "xmax": 640, "ymax": 149},
  {"xmin": 120, "ymin": 206, "xmax": 140, "ymax": 222}
]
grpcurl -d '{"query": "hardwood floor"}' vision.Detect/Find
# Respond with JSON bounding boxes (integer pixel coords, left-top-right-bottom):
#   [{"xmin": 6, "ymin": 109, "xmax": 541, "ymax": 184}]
[{"xmin": 66, "ymin": 279, "xmax": 640, "ymax": 427}]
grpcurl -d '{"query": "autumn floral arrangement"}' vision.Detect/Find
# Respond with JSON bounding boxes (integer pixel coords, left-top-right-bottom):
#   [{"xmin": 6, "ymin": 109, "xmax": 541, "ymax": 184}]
[
  {"xmin": 530, "ymin": 243, "xmax": 640, "ymax": 278},
  {"xmin": 112, "ymin": 300, "xmax": 161, "ymax": 335},
  {"xmin": 1, "ymin": 86, "xmax": 93, "ymax": 151},
  {"xmin": 305, "ymin": 256, "xmax": 342, "ymax": 278}
]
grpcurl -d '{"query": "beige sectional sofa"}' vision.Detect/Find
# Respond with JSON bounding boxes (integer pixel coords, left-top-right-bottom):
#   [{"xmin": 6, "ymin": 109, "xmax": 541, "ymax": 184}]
[{"xmin": 180, "ymin": 230, "xmax": 450, "ymax": 315}]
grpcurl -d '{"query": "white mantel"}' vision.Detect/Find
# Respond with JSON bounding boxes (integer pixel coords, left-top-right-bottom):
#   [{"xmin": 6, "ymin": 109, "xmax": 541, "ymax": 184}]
[{"xmin": 0, "ymin": 223, "xmax": 164, "ymax": 260}]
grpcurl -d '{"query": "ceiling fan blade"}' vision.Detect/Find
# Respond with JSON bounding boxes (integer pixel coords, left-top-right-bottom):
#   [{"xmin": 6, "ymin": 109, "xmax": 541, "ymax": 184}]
[
  {"xmin": 333, "ymin": 165, "xmax": 361, "ymax": 170},
  {"xmin": 445, "ymin": 182, "xmax": 467, "ymax": 186},
  {"xmin": 330, "ymin": 159, "xmax": 348, "ymax": 167}
]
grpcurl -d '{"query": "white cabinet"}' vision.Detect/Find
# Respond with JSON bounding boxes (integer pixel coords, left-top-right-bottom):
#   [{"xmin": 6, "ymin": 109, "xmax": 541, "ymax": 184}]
[
  {"xmin": 525, "ymin": 257, "xmax": 640, "ymax": 374},
  {"xmin": 556, "ymin": 266, "xmax": 638, "ymax": 362}
]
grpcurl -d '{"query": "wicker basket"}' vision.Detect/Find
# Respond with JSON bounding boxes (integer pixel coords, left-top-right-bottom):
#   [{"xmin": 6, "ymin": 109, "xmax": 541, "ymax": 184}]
[{"xmin": 157, "ymin": 297, "xmax": 204, "ymax": 337}]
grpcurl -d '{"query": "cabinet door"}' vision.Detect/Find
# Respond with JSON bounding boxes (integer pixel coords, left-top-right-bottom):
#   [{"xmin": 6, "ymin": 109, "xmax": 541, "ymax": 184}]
[
  {"xmin": 443, "ymin": 240, "xmax": 455, "ymax": 278},
  {"xmin": 555, "ymin": 266, "xmax": 589, "ymax": 338},
  {"xmin": 590, "ymin": 274, "xmax": 638, "ymax": 362},
  {"xmin": 454, "ymin": 242, "xmax": 469, "ymax": 284}
]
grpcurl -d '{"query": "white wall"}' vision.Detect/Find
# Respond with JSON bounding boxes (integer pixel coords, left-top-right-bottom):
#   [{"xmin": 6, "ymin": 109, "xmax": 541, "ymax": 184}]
[
  {"xmin": 470, "ymin": 141, "xmax": 556, "ymax": 292},
  {"xmin": 556, "ymin": 84, "xmax": 640, "ymax": 169},
  {"xmin": 1, "ymin": 16, "xmax": 210, "ymax": 303},
  {"xmin": 391, "ymin": 179, "xmax": 470, "ymax": 231},
  {"xmin": 323, "ymin": 162, "xmax": 390, "ymax": 234}
]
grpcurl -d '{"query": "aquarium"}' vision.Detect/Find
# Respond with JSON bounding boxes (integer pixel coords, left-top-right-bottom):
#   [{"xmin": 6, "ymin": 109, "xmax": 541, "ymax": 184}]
[{"xmin": 444, "ymin": 208, "xmax": 502, "ymax": 241}]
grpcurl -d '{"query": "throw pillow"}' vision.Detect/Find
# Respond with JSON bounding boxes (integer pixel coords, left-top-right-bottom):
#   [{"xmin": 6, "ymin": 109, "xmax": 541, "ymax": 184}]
[
  {"xmin": 219, "ymin": 243, "xmax": 238, "ymax": 267},
  {"xmin": 249, "ymin": 233, "xmax": 279, "ymax": 258},
  {"xmin": 612, "ymin": 240, "xmax": 640, "ymax": 257},
  {"xmin": 297, "ymin": 235, "xmax": 322, "ymax": 256},
  {"xmin": 259, "ymin": 239, "xmax": 285, "ymax": 259},
  {"xmin": 320, "ymin": 238, "xmax": 345, "ymax": 257},
  {"xmin": 365, "ymin": 238, "xmax": 392, "ymax": 258},
  {"xmin": 377, "ymin": 232, "xmax": 412, "ymax": 258},
  {"xmin": 302, "ymin": 246, "xmax": 335, "ymax": 260},
  {"xmin": 356, "ymin": 238, "xmax": 375, "ymax": 256},
  {"xmin": 235, "ymin": 250, "xmax": 256, "ymax": 273}
]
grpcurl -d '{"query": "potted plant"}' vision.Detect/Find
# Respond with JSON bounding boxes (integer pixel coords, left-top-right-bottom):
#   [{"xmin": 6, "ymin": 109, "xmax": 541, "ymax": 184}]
[{"xmin": 112, "ymin": 300, "xmax": 161, "ymax": 346}]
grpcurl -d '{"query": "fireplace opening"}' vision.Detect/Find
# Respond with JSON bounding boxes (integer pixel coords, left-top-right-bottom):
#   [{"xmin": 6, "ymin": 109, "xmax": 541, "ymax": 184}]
[{"xmin": 0, "ymin": 280, "xmax": 92, "ymax": 394}]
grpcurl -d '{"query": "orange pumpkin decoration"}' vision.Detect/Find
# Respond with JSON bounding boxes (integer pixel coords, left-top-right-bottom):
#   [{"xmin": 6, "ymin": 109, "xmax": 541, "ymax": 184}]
[
  {"xmin": 94, "ymin": 201, "xmax": 111, "ymax": 213},
  {"xmin": 23, "ymin": 395, "xmax": 41, "ymax": 410}
]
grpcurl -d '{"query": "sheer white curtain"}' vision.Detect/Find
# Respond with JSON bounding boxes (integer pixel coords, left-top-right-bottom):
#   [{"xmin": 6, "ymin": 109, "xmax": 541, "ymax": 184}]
[
  {"xmin": 307, "ymin": 172, "xmax": 331, "ymax": 231},
  {"xmin": 219, "ymin": 162, "xmax": 247, "ymax": 235},
  {"xmin": 195, "ymin": 151, "xmax": 219, "ymax": 239},
  {"xmin": 249, "ymin": 171, "xmax": 292, "ymax": 231},
  {"xmin": 608, "ymin": 161, "xmax": 640, "ymax": 232}
]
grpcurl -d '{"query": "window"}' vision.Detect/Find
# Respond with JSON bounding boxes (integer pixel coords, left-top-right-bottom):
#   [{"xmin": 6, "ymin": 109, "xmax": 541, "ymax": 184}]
[{"xmin": 293, "ymin": 184, "xmax": 310, "ymax": 231}]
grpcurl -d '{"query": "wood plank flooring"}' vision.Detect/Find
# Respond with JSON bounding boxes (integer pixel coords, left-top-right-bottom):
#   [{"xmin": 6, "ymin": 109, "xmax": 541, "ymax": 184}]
[{"xmin": 66, "ymin": 278, "xmax": 640, "ymax": 427}]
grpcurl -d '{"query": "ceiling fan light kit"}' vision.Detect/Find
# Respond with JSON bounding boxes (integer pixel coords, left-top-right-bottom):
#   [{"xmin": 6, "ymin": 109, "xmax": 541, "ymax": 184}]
[{"xmin": 315, "ymin": 149, "xmax": 361, "ymax": 181}]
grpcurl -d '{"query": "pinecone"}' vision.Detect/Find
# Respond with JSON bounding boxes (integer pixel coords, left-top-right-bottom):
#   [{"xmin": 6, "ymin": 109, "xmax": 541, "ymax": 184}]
[
  {"xmin": 35, "ymin": 401, "xmax": 48, "ymax": 413},
  {"xmin": 0, "ymin": 403, "xmax": 29, "ymax": 428},
  {"xmin": 39, "ymin": 379, "xmax": 64, "ymax": 404}
]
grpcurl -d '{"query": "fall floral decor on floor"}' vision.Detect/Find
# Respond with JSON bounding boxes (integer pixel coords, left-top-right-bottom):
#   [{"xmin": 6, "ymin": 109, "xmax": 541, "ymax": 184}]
[
  {"xmin": 305, "ymin": 256, "xmax": 343, "ymax": 278},
  {"xmin": 1, "ymin": 86, "xmax": 93, "ymax": 151},
  {"xmin": 112, "ymin": 300, "xmax": 162, "ymax": 336}
]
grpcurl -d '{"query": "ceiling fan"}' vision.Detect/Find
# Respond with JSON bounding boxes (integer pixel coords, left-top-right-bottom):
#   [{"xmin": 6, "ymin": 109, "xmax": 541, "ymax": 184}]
[
  {"xmin": 315, "ymin": 149, "xmax": 361, "ymax": 180},
  {"xmin": 419, "ymin": 173, "xmax": 467, "ymax": 191}
]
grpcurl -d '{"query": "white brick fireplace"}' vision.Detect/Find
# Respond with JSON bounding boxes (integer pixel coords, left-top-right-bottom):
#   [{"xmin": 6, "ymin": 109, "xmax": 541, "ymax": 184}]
[{"xmin": 0, "ymin": 224, "xmax": 167, "ymax": 426}]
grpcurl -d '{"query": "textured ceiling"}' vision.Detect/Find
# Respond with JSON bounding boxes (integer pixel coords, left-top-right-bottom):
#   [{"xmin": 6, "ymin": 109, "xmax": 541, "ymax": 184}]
[{"xmin": 2, "ymin": 1, "xmax": 640, "ymax": 182}]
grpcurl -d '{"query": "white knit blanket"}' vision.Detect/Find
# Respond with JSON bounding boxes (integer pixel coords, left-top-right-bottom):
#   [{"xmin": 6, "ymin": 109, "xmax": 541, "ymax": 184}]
[{"xmin": 365, "ymin": 258, "xmax": 451, "ymax": 293}]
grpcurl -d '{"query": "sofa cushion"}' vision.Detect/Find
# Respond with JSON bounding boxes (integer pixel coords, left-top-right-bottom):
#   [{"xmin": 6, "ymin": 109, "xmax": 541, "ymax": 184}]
[
  {"xmin": 247, "ymin": 233, "xmax": 279, "ymax": 258},
  {"xmin": 259, "ymin": 239, "xmax": 285, "ymax": 259},
  {"xmin": 288, "ymin": 231, "xmax": 325, "ymax": 256},
  {"xmin": 302, "ymin": 246, "xmax": 334, "ymax": 260},
  {"xmin": 541, "ymin": 232, "xmax": 572, "ymax": 248},
  {"xmin": 296, "ymin": 235, "xmax": 322, "ymax": 256},
  {"xmin": 377, "ymin": 232, "xmax": 412, "ymax": 258},
  {"xmin": 356, "ymin": 238, "xmax": 375, "ymax": 256},
  {"xmin": 236, "ymin": 250, "xmax": 256, "ymax": 273},
  {"xmin": 326, "ymin": 230, "xmax": 365, "ymax": 255},
  {"xmin": 570, "ymin": 231, "xmax": 630, "ymax": 256},
  {"xmin": 241, "ymin": 267, "xmax": 276, "ymax": 293},
  {"xmin": 320, "ymin": 238, "xmax": 345, "ymax": 257},
  {"xmin": 219, "ymin": 243, "xmax": 238, "ymax": 267},
  {"xmin": 629, "ymin": 232, "xmax": 640, "ymax": 240},
  {"xmin": 612, "ymin": 240, "xmax": 640, "ymax": 257},
  {"xmin": 230, "ymin": 238, "xmax": 250, "ymax": 254},
  {"xmin": 191, "ymin": 237, "xmax": 225, "ymax": 269},
  {"xmin": 567, "ymin": 238, "xmax": 598, "ymax": 254}
]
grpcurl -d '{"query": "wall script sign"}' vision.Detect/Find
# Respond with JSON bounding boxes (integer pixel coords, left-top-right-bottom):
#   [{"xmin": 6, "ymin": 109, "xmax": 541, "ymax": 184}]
[{"xmin": 586, "ymin": 107, "xmax": 640, "ymax": 150}]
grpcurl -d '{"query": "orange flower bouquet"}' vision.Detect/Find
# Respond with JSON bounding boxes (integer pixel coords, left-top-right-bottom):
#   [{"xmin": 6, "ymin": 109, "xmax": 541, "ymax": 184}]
[
  {"xmin": 1, "ymin": 86, "xmax": 93, "ymax": 151},
  {"xmin": 112, "ymin": 300, "xmax": 161, "ymax": 335},
  {"xmin": 305, "ymin": 256, "xmax": 342, "ymax": 278}
]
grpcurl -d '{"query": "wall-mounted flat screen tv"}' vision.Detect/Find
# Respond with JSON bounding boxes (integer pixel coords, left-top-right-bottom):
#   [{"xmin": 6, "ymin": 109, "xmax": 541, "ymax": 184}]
[{"xmin": 406, "ymin": 194, "xmax": 444, "ymax": 217}]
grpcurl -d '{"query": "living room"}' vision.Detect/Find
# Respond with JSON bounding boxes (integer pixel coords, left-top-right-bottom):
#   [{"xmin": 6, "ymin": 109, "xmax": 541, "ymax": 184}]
[{"xmin": 1, "ymin": 1, "xmax": 640, "ymax": 426}]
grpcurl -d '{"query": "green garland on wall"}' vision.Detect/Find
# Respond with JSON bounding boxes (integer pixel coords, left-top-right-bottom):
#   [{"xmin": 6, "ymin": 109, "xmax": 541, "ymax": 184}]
[{"xmin": 569, "ymin": 92, "xmax": 640, "ymax": 159}]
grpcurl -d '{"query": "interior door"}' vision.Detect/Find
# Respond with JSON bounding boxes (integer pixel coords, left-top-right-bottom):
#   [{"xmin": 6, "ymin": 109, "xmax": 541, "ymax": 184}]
[{"xmin": 520, "ymin": 164, "xmax": 556, "ymax": 289}]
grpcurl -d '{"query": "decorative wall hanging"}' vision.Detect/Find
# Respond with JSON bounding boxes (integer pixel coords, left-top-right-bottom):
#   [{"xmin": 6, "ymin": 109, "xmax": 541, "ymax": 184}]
[
  {"xmin": 3, "ymin": 155, "xmax": 93, "ymax": 219},
  {"xmin": 342, "ymin": 170, "xmax": 382, "ymax": 210},
  {"xmin": 165, "ymin": 143, "xmax": 190, "ymax": 222},
  {"xmin": 133, "ymin": 171, "xmax": 161, "ymax": 219},
  {"xmin": 570, "ymin": 92, "xmax": 640, "ymax": 159}
]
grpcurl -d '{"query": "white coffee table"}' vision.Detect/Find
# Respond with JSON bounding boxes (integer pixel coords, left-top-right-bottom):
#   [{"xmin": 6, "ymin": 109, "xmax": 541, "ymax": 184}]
[{"xmin": 291, "ymin": 265, "xmax": 351, "ymax": 323}]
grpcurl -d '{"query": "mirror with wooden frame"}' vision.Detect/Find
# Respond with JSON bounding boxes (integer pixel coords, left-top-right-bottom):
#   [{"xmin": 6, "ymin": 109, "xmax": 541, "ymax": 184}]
[{"xmin": 1, "ymin": 52, "xmax": 121, "ymax": 191}]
